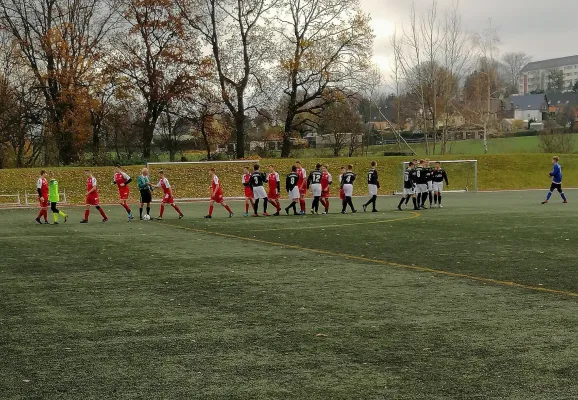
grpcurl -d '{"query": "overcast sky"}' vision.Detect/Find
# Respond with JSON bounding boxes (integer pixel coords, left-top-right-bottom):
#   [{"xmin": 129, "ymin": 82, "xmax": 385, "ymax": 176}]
[{"xmin": 362, "ymin": 0, "xmax": 578, "ymax": 76}]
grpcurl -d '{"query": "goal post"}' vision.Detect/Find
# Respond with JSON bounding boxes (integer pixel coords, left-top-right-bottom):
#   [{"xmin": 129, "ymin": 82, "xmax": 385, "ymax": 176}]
[
  {"xmin": 395, "ymin": 159, "xmax": 478, "ymax": 194},
  {"xmin": 145, "ymin": 159, "xmax": 260, "ymax": 202}
]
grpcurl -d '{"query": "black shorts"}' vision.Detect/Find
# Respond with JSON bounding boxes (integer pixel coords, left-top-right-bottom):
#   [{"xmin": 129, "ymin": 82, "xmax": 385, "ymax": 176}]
[
  {"xmin": 140, "ymin": 189, "xmax": 152, "ymax": 203},
  {"xmin": 550, "ymin": 183, "xmax": 562, "ymax": 192}
]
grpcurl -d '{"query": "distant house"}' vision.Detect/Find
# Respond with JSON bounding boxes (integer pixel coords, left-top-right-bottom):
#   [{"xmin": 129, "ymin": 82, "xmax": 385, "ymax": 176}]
[
  {"xmin": 509, "ymin": 94, "xmax": 547, "ymax": 122},
  {"xmin": 520, "ymin": 55, "xmax": 578, "ymax": 94}
]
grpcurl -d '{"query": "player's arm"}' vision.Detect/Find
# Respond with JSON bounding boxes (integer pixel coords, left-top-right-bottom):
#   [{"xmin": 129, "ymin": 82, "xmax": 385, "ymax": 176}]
[
  {"xmin": 87, "ymin": 180, "xmax": 97, "ymax": 195},
  {"xmin": 285, "ymin": 175, "xmax": 291, "ymax": 192},
  {"xmin": 120, "ymin": 172, "xmax": 132, "ymax": 187},
  {"xmin": 307, "ymin": 172, "xmax": 313, "ymax": 189},
  {"xmin": 443, "ymin": 171, "xmax": 449, "ymax": 186},
  {"xmin": 276, "ymin": 180, "xmax": 280, "ymax": 193},
  {"xmin": 375, "ymin": 171, "xmax": 380, "ymax": 188},
  {"xmin": 36, "ymin": 179, "xmax": 43, "ymax": 198}
]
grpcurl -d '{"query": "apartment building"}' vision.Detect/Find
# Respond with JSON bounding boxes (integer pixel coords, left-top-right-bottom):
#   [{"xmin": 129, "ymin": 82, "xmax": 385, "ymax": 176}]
[{"xmin": 519, "ymin": 55, "xmax": 578, "ymax": 94}]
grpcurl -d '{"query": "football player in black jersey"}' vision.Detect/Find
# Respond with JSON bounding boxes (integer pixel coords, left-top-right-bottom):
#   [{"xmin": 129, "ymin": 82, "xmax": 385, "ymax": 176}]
[
  {"xmin": 307, "ymin": 163, "xmax": 323, "ymax": 214},
  {"xmin": 414, "ymin": 160, "xmax": 429, "ymax": 209},
  {"xmin": 398, "ymin": 161, "xmax": 418, "ymax": 211},
  {"xmin": 249, "ymin": 164, "xmax": 270, "ymax": 216},
  {"xmin": 340, "ymin": 164, "xmax": 357, "ymax": 214},
  {"xmin": 432, "ymin": 162, "xmax": 449, "ymax": 207},
  {"xmin": 285, "ymin": 165, "xmax": 301, "ymax": 215},
  {"xmin": 362, "ymin": 161, "xmax": 380, "ymax": 212},
  {"xmin": 424, "ymin": 159, "xmax": 434, "ymax": 207}
]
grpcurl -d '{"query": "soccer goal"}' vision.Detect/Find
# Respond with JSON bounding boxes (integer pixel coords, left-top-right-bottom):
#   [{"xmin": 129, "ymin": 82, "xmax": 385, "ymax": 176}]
[
  {"xmin": 146, "ymin": 160, "xmax": 260, "ymax": 202},
  {"xmin": 395, "ymin": 159, "xmax": 478, "ymax": 194}
]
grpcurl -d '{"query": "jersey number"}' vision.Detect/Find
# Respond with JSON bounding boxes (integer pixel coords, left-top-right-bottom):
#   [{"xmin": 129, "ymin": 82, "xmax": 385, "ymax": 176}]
[
  {"xmin": 253, "ymin": 177, "xmax": 259, "ymax": 185},
  {"xmin": 404, "ymin": 174, "xmax": 409, "ymax": 182},
  {"xmin": 313, "ymin": 175, "xmax": 320, "ymax": 183},
  {"xmin": 416, "ymin": 171, "xmax": 421, "ymax": 178},
  {"xmin": 290, "ymin": 177, "xmax": 296, "ymax": 185},
  {"xmin": 346, "ymin": 176, "xmax": 352, "ymax": 183}
]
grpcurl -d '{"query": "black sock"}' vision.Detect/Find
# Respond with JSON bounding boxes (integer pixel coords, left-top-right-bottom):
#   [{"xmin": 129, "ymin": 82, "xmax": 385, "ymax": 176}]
[
  {"xmin": 428, "ymin": 192, "xmax": 433, "ymax": 205},
  {"xmin": 438, "ymin": 194, "xmax": 442, "ymax": 205},
  {"xmin": 313, "ymin": 196, "xmax": 320, "ymax": 212},
  {"xmin": 434, "ymin": 194, "xmax": 438, "ymax": 204},
  {"xmin": 146, "ymin": 206, "xmax": 150, "ymax": 215},
  {"xmin": 254, "ymin": 199, "xmax": 259, "ymax": 214},
  {"xmin": 347, "ymin": 197, "xmax": 355, "ymax": 211},
  {"xmin": 405, "ymin": 196, "xmax": 410, "ymax": 205},
  {"xmin": 412, "ymin": 197, "xmax": 418, "ymax": 209},
  {"xmin": 263, "ymin": 198, "xmax": 268, "ymax": 213},
  {"xmin": 292, "ymin": 202, "xmax": 297, "ymax": 213},
  {"xmin": 421, "ymin": 193, "xmax": 427, "ymax": 206},
  {"xmin": 342, "ymin": 199, "xmax": 347, "ymax": 212},
  {"xmin": 139, "ymin": 208, "xmax": 143, "ymax": 218},
  {"xmin": 371, "ymin": 195, "xmax": 377, "ymax": 210},
  {"xmin": 398, "ymin": 197, "xmax": 405, "ymax": 208}
]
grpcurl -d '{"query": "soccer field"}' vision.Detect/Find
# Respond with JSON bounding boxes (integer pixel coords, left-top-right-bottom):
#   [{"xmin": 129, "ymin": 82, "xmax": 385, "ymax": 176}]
[{"xmin": 1, "ymin": 191, "xmax": 578, "ymax": 399}]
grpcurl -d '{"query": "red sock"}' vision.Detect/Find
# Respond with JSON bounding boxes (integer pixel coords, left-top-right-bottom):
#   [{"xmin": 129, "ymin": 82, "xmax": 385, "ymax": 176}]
[
  {"xmin": 325, "ymin": 198, "xmax": 329, "ymax": 212},
  {"xmin": 37, "ymin": 210, "xmax": 43, "ymax": 220},
  {"xmin": 275, "ymin": 201, "xmax": 281, "ymax": 211},
  {"xmin": 43, "ymin": 209, "xmax": 48, "ymax": 221},
  {"xmin": 172, "ymin": 204, "xmax": 182, "ymax": 215},
  {"xmin": 224, "ymin": 204, "xmax": 232, "ymax": 213},
  {"xmin": 300, "ymin": 199, "xmax": 306, "ymax": 212},
  {"xmin": 208, "ymin": 205, "xmax": 214, "ymax": 216},
  {"xmin": 98, "ymin": 208, "xmax": 107, "ymax": 219},
  {"xmin": 245, "ymin": 203, "xmax": 249, "ymax": 213},
  {"xmin": 84, "ymin": 210, "xmax": 90, "ymax": 220},
  {"xmin": 160, "ymin": 204, "xmax": 165, "ymax": 217},
  {"xmin": 122, "ymin": 202, "xmax": 131, "ymax": 213},
  {"xmin": 320, "ymin": 198, "xmax": 327, "ymax": 209}
]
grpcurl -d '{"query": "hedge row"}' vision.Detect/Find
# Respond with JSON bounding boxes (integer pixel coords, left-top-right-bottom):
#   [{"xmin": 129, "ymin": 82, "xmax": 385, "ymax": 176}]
[{"xmin": 0, "ymin": 154, "xmax": 571, "ymax": 205}]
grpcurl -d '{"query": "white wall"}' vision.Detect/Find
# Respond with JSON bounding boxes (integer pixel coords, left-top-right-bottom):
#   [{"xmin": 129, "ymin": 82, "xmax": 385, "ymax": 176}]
[{"xmin": 514, "ymin": 109, "xmax": 542, "ymax": 122}]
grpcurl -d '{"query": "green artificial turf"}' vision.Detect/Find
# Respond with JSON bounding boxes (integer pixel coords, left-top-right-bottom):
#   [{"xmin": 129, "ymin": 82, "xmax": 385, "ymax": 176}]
[{"xmin": 1, "ymin": 191, "xmax": 578, "ymax": 399}]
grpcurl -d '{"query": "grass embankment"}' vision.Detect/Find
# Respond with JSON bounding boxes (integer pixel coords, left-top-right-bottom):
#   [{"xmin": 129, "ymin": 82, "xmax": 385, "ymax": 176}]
[{"xmin": 0, "ymin": 154, "xmax": 573, "ymax": 204}]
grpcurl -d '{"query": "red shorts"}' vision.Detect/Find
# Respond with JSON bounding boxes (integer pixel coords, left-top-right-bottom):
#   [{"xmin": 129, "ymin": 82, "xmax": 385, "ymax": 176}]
[
  {"xmin": 299, "ymin": 187, "xmax": 306, "ymax": 196},
  {"xmin": 339, "ymin": 189, "xmax": 345, "ymax": 200},
  {"xmin": 162, "ymin": 193, "xmax": 174, "ymax": 204},
  {"xmin": 86, "ymin": 195, "xmax": 99, "ymax": 206},
  {"xmin": 39, "ymin": 197, "xmax": 48, "ymax": 208},
  {"xmin": 321, "ymin": 188, "xmax": 330, "ymax": 198},
  {"xmin": 244, "ymin": 188, "xmax": 253, "ymax": 199},
  {"xmin": 268, "ymin": 191, "xmax": 279, "ymax": 200},
  {"xmin": 118, "ymin": 187, "xmax": 130, "ymax": 200},
  {"xmin": 211, "ymin": 194, "xmax": 224, "ymax": 203}
]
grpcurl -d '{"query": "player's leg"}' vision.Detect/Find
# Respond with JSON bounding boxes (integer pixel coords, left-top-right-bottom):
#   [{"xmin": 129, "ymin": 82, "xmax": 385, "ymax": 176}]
[
  {"xmin": 146, "ymin": 202, "xmax": 151, "ymax": 217},
  {"xmin": 220, "ymin": 200, "xmax": 234, "ymax": 216},
  {"xmin": 397, "ymin": 194, "xmax": 406, "ymax": 211},
  {"xmin": 171, "ymin": 202, "xmax": 184, "ymax": 218},
  {"xmin": 158, "ymin": 203, "xmax": 165, "ymax": 219},
  {"xmin": 412, "ymin": 193, "xmax": 419, "ymax": 210},
  {"xmin": 324, "ymin": 197, "xmax": 329, "ymax": 213},
  {"xmin": 206, "ymin": 199, "xmax": 215, "ymax": 218},
  {"xmin": 139, "ymin": 200, "xmax": 144, "ymax": 220},
  {"xmin": 558, "ymin": 185, "xmax": 567, "ymax": 202},
  {"xmin": 51, "ymin": 202, "xmax": 59, "ymax": 224},
  {"xmin": 82, "ymin": 204, "xmax": 90, "ymax": 223},
  {"xmin": 299, "ymin": 193, "xmax": 306, "ymax": 214},
  {"xmin": 543, "ymin": 183, "xmax": 556, "ymax": 204},
  {"xmin": 96, "ymin": 205, "xmax": 108, "ymax": 221},
  {"xmin": 263, "ymin": 197, "xmax": 270, "ymax": 216},
  {"xmin": 253, "ymin": 198, "xmax": 260, "ymax": 216}
]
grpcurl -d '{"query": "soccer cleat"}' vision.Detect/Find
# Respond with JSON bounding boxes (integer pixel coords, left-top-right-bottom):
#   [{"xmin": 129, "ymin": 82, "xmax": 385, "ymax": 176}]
[
  {"xmin": 563, "ymin": 200, "xmax": 568, "ymax": 204},
  {"xmin": 439, "ymin": 205, "xmax": 443, "ymax": 208},
  {"xmin": 263, "ymin": 212, "xmax": 271, "ymax": 217},
  {"xmin": 362, "ymin": 205, "xmax": 367, "ymax": 212},
  {"xmin": 139, "ymin": 217, "xmax": 143, "ymax": 220},
  {"xmin": 414, "ymin": 207, "xmax": 420, "ymax": 211},
  {"xmin": 421, "ymin": 205, "xmax": 428, "ymax": 209},
  {"xmin": 128, "ymin": 214, "xmax": 134, "ymax": 220},
  {"xmin": 541, "ymin": 201, "xmax": 548, "ymax": 204},
  {"xmin": 204, "ymin": 215, "xmax": 212, "ymax": 219},
  {"xmin": 64, "ymin": 215, "xmax": 68, "ymax": 223},
  {"xmin": 80, "ymin": 219, "xmax": 88, "ymax": 224},
  {"xmin": 352, "ymin": 209, "xmax": 357, "ymax": 213},
  {"xmin": 397, "ymin": 206, "xmax": 403, "ymax": 211},
  {"xmin": 310, "ymin": 210, "xmax": 315, "ymax": 215},
  {"xmin": 243, "ymin": 212, "xmax": 249, "ymax": 217},
  {"xmin": 273, "ymin": 212, "xmax": 280, "ymax": 216},
  {"xmin": 341, "ymin": 211, "xmax": 346, "ymax": 214},
  {"xmin": 322, "ymin": 211, "xmax": 327, "ymax": 215},
  {"xmin": 44, "ymin": 221, "xmax": 50, "ymax": 224},
  {"xmin": 156, "ymin": 217, "xmax": 163, "ymax": 220},
  {"xmin": 284, "ymin": 208, "xmax": 289, "ymax": 216},
  {"xmin": 300, "ymin": 211, "xmax": 306, "ymax": 215},
  {"xmin": 179, "ymin": 214, "xmax": 184, "ymax": 219},
  {"xmin": 102, "ymin": 218, "xmax": 108, "ymax": 223},
  {"xmin": 372, "ymin": 209, "xmax": 378, "ymax": 213},
  {"xmin": 52, "ymin": 221, "xmax": 59, "ymax": 225},
  {"xmin": 35, "ymin": 218, "xmax": 42, "ymax": 224},
  {"xmin": 229, "ymin": 212, "xmax": 234, "ymax": 218},
  {"xmin": 252, "ymin": 214, "xmax": 259, "ymax": 217},
  {"xmin": 293, "ymin": 212, "xmax": 300, "ymax": 216}
]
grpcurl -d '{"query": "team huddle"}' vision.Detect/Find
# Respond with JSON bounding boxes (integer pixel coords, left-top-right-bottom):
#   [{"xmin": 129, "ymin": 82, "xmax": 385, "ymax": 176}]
[{"xmin": 33, "ymin": 159, "xmax": 452, "ymax": 224}]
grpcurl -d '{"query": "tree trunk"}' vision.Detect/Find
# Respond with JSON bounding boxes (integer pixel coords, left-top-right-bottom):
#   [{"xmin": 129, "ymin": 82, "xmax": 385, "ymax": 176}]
[
  {"xmin": 142, "ymin": 113, "xmax": 158, "ymax": 160},
  {"xmin": 201, "ymin": 123, "xmax": 211, "ymax": 160},
  {"xmin": 235, "ymin": 115, "xmax": 245, "ymax": 159}
]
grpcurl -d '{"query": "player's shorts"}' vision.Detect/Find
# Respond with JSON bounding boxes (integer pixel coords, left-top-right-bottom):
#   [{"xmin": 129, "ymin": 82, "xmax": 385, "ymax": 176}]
[
  {"xmin": 162, "ymin": 193, "xmax": 175, "ymax": 204},
  {"xmin": 550, "ymin": 182, "xmax": 563, "ymax": 192},
  {"xmin": 244, "ymin": 188, "xmax": 254, "ymax": 199},
  {"xmin": 427, "ymin": 181, "xmax": 433, "ymax": 191},
  {"xmin": 86, "ymin": 194, "xmax": 99, "ymax": 206},
  {"xmin": 310, "ymin": 183, "xmax": 322, "ymax": 197},
  {"xmin": 415, "ymin": 184, "xmax": 428, "ymax": 194},
  {"xmin": 433, "ymin": 182, "xmax": 443, "ymax": 193},
  {"xmin": 403, "ymin": 187, "xmax": 414, "ymax": 196},
  {"xmin": 342, "ymin": 183, "xmax": 353, "ymax": 197},
  {"xmin": 299, "ymin": 185, "xmax": 307, "ymax": 196},
  {"xmin": 321, "ymin": 188, "xmax": 330, "ymax": 198},
  {"xmin": 140, "ymin": 189, "xmax": 152, "ymax": 204},
  {"xmin": 253, "ymin": 186, "xmax": 267, "ymax": 199},
  {"xmin": 211, "ymin": 193, "xmax": 224, "ymax": 203},
  {"xmin": 289, "ymin": 187, "xmax": 300, "ymax": 200},
  {"xmin": 268, "ymin": 190, "xmax": 279, "ymax": 200},
  {"xmin": 118, "ymin": 187, "xmax": 130, "ymax": 200},
  {"xmin": 368, "ymin": 184, "xmax": 378, "ymax": 196},
  {"xmin": 38, "ymin": 197, "xmax": 49, "ymax": 208}
]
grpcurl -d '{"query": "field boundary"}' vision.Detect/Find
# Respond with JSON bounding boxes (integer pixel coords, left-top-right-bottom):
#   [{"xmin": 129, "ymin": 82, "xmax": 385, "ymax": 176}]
[{"xmin": 161, "ymin": 221, "xmax": 578, "ymax": 299}]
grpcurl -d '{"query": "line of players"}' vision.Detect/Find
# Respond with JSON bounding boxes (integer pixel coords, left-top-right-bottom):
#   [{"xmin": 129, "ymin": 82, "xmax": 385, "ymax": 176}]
[{"xmin": 33, "ymin": 159, "xmax": 450, "ymax": 223}]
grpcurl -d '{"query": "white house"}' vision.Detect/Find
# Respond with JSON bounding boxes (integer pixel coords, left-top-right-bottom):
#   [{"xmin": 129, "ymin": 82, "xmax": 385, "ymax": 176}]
[{"xmin": 510, "ymin": 94, "xmax": 546, "ymax": 122}]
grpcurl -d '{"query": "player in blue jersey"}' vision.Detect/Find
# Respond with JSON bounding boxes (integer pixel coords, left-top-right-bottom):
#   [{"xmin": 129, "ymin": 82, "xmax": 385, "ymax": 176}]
[{"xmin": 542, "ymin": 156, "xmax": 567, "ymax": 204}]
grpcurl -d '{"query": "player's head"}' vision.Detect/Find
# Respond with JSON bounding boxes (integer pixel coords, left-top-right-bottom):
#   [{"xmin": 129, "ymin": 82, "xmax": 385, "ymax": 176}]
[
  {"xmin": 322, "ymin": 165, "xmax": 328, "ymax": 172},
  {"xmin": 209, "ymin": 167, "xmax": 215, "ymax": 176},
  {"xmin": 253, "ymin": 163, "xmax": 260, "ymax": 171},
  {"xmin": 435, "ymin": 161, "xmax": 441, "ymax": 169},
  {"xmin": 243, "ymin": 166, "xmax": 249, "ymax": 174},
  {"xmin": 114, "ymin": 164, "xmax": 121, "ymax": 173},
  {"xmin": 269, "ymin": 164, "xmax": 274, "ymax": 172},
  {"xmin": 553, "ymin": 156, "xmax": 559, "ymax": 164},
  {"xmin": 291, "ymin": 165, "xmax": 297, "ymax": 172},
  {"xmin": 295, "ymin": 160, "xmax": 301, "ymax": 167},
  {"xmin": 419, "ymin": 159, "xmax": 425, "ymax": 166},
  {"xmin": 425, "ymin": 158, "xmax": 430, "ymax": 166},
  {"xmin": 84, "ymin": 169, "xmax": 91, "ymax": 176},
  {"xmin": 412, "ymin": 158, "xmax": 418, "ymax": 164},
  {"xmin": 158, "ymin": 169, "xmax": 165, "ymax": 178},
  {"xmin": 316, "ymin": 163, "xmax": 321, "ymax": 170},
  {"xmin": 340, "ymin": 166, "xmax": 346, "ymax": 173},
  {"xmin": 347, "ymin": 164, "xmax": 353, "ymax": 171},
  {"xmin": 408, "ymin": 162, "xmax": 414, "ymax": 168},
  {"xmin": 48, "ymin": 170, "xmax": 54, "ymax": 178},
  {"xmin": 40, "ymin": 169, "xmax": 46, "ymax": 177},
  {"xmin": 371, "ymin": 161, "xmax": 376, "ymax": 168},
  {"xmin": 142, "ymin": 167, "xmax": 149, "ymax": 176}
]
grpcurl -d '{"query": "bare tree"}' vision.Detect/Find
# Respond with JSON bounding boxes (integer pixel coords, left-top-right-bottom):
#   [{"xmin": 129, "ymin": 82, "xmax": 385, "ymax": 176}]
[
  {"xmin": 502, "ymin": 52, "xmax": 531, "ymax": 94},
  {"xmin": 317, "ymin": 99, "xmax": 364, "ymax": 157},
  {"xmin": 177, "ymin": 0, "xmax": 278, "ymax": 158}
]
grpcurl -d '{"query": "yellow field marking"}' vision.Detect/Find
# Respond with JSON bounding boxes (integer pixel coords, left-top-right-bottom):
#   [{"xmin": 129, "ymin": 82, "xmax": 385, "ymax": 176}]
[
  {"xmin": 245, "ymin": 211, "xmax": 421, "ymax": 232},
  {"xmin": 0, "ymin": 233, "xmax": 162, "ymax": 240},
  {"xmin": 161, "ymin": 221, "xmax": 578, "ymax": 299}
]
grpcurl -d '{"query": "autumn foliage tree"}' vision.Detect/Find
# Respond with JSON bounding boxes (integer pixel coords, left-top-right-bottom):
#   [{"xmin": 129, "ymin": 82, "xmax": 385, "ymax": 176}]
[{"xmin": 110, "ymin": 0, "xmax": 210, "ymax": 159}]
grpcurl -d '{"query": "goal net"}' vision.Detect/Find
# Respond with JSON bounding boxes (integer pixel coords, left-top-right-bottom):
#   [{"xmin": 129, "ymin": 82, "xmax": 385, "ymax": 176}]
[
  {"xmin": 146, "ymin": 160, "xmax": 260, "ymax": 202},
  {"xmin": 395, "ymin": 159, "xmax": 478, "ymax": 194}
]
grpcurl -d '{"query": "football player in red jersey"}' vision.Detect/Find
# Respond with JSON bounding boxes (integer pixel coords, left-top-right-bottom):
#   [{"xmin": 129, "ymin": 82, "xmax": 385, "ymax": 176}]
[
  {"xmin": 267, "ymin": 165, "xmax": 282, "ymax": 216},
  {"xmin": 242, "ymin": 166, "xmax": 254, "ymax": 217},
  {"xmin": 35, "ymin": 170, "xmax": 49, "ymax": 224},
  {"xmin": 295, "ymin": 160, "xmax": 307, "ymax": 215},
  {"xmin": 154, "ymin": 170, "xmax": 183, "ymax": 220},
  {"xmin": 205, "ymin": 168, "xmax": 234, "ymax": 219},
  {"xmin": 113, "ymin": 165, "xmax": 134, "ymax": 221},
  {"xmin": 81, "ymin": 170, "xmax": 108, "ymax": 223},
  {"xmin": 320, "ymin": 165, "xmax": 332, "ymax": 214}
]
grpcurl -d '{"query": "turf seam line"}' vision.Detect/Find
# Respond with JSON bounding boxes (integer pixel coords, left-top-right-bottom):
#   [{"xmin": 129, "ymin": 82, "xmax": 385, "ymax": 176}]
[{"xmin": 161, "ymin": 219, "xmax": 578, "ymax": 299}]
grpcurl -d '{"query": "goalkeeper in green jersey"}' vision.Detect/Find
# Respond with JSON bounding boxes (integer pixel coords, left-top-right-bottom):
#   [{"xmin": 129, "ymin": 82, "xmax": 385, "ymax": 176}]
[
  {"xmin": 137, "ymin": 167, "xmax": 154, "ymax": 220},
  {"xmin": 48, "ymin": 171, "xmax": 68, "ymax": 224}
]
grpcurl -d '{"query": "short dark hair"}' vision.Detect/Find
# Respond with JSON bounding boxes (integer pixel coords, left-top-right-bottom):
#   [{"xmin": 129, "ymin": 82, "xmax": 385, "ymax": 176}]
[
  {"xmin": 209, "ymin": 167, "xmax": 215, "ymax": 172},
  {"xmin": 371, "ymin": 161, "xmax": 376, "ymax": 167},
  {"xmin": 291, "ymin": 165, "xmax": 297, "ymax": 172},
  {"xmin": 159, "ymin": 169, "xmax": 164, "ymax": 174},
  {"xmin": 253, "ymin": 164, "xmax": 260, "ymax": 170},
  {"xmin": 435, "ymin": 161, "xmax": 441, "ymax": 165},
  {"xmin": 40, "ymin": 170, "xmax": 46, "ymax": 175},
  {"xmin": 115, "ymin": 163, "xmax": 121, "ymax": 168},
  {"xmin": 347, "ymin": 164, "xmax": 353, "ymax": 170},
  {"xmin": 409, "ymin": 162, "xmax": 414, "ymax": 167},
  {"xmin": 553, "ymin": 156, "xmax": 559, "ymax": 162},
  {"xmin": 295, "ymin": 160, "xmax": 301, "ymax": 165},
  {"xmin": 316, "ymin": 163, "xmax": 321, "ymax": 169}
]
